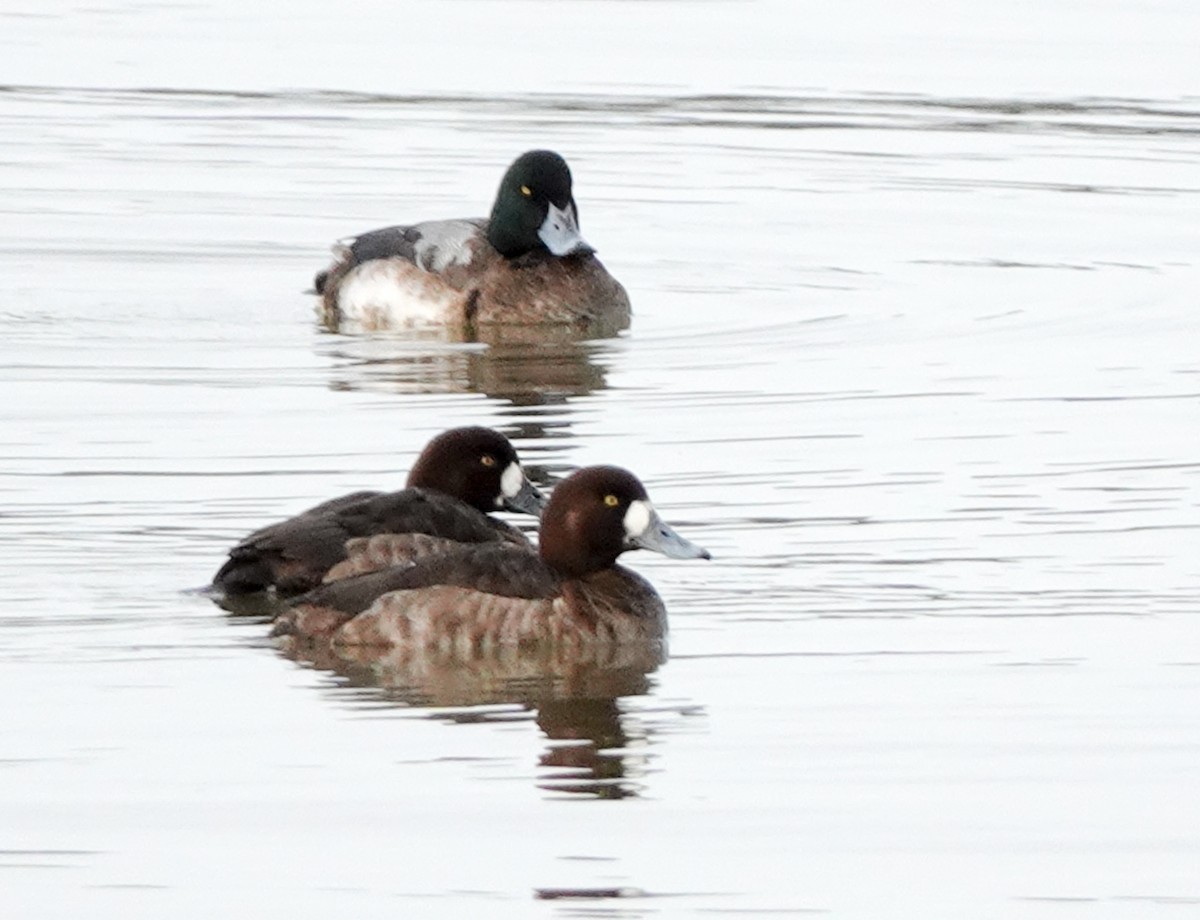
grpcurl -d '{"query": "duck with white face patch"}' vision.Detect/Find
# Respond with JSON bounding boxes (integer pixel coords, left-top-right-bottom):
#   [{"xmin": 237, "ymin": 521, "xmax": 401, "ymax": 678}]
[
  {"xmin": 486, "ymin": 150, "xmax": 594, "ymax": 259},
  {"xmin": 314, "ymin": 150, "xmax": 631, "ymax": 336},
  {"xmin": 211, "ymin": 427, "xmax": 545, "ymax": 598},
  {"xmin": 276, "ymin": 465, "xmax": 711, "ymax": 649}
]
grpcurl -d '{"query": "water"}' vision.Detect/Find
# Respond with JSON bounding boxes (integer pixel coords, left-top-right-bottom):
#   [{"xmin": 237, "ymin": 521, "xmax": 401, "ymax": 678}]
[{"xmin": 2, "ymin": 2, "xmax": 1198, "ymax": 917}]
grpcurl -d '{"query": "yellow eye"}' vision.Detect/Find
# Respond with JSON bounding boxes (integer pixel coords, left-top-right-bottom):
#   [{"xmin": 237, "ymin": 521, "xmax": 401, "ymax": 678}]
[
  {"xmin": 520, "ymin": 185, "xmax": 532, "ymax": 197},
  {"xmin": 481, "ymin": 455, "xmax": 496, "ymax": 467},
  {"xmin": 603, "ymin": 494, "xmax": 619, "ymax": 508}
]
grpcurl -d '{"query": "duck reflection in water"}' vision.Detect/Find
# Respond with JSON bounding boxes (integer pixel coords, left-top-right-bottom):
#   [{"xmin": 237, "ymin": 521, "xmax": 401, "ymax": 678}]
[
  {"xmin": 278, "ymin": 635, "xmax": 664, "ymax": 799},
  {"xmin": 324, "ymin": 329, "xmax": 613, "ymax": 407},
  {"xmin": 536, "ymin": 697, "xmax": 646, "ymax": 800}
]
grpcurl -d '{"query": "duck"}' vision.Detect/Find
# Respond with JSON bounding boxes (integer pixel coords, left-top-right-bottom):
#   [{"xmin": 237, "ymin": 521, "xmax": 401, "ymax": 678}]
[
  {"xmin": 211, "ymin": 426, "xmax": 545, "ymax": 597},
  {"xmin": 314, "ymin": 150, "xmax": 631, "ymax": 337},
  {"xmin": 273, "ymin": 465, "xmax": 710, "ymax": 648}
]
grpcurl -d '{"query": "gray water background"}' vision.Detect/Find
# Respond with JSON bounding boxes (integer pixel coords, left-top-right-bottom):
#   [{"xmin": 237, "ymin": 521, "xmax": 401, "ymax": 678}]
[{"xmin": 1, "ymin": 2, "xmax": 1198, "ymax": 917}]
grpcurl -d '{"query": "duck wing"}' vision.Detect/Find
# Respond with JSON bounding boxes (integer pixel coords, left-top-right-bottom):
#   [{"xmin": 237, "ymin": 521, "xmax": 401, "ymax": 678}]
[
  {"xmin": 214, "ymin": 488, "xmax": 525, "ymax": 596},
  {"xmin": 338, "ymin": 218, "xmax": 487, "ymax": 272}
]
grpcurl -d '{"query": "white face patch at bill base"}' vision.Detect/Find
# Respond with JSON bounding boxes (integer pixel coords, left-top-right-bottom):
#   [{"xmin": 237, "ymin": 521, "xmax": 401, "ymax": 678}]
[
  {"xmin": 538, "ymin": 202, "xmax": 589, "ymax": 256},
  {"xmin": 623, "ymin": 500, "xmax": 653, "ymax": 540},
  {"xmin": 500, "ymin": 463, "xmax": 524, "ymax": 504}
]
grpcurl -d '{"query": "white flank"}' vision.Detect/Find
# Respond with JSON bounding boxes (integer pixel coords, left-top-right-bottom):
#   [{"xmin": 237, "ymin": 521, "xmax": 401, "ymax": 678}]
[
  {"xmin": 623, "ymin": 500, "xmax": 652, "ymax": 539},
  {"xmin": 335, "ymin": 261, "xmax": 456, "ymax": 331}
]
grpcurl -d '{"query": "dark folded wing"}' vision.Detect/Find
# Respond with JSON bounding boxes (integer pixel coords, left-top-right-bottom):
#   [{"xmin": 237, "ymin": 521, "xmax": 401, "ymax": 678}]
[
  {"xmin": 293, "ymin": 543, "xmax": 560, "ymax": 616},
  {"xmin": 216, "ymin": 487, "xmax": 524, "ymax": 595}
]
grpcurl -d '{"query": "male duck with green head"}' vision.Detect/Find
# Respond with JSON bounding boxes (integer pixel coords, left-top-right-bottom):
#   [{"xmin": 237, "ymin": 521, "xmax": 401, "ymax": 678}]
[{"xmin": 315, "ymin": 150, "xmax": 631, "ymax": 338}]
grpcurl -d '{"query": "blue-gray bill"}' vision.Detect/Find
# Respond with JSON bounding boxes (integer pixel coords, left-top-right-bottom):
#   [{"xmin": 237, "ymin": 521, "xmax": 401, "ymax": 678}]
[
  {"xmin": 538, "ymin": 202, "xmax": 594, "ymax": 256},
  {"xmin": 628, "ymin": 506, "xmax": 711, "ymax": 560},
  {"xmin": 503, "ymin": 472, "xmax": 549, "ymax": 517}
]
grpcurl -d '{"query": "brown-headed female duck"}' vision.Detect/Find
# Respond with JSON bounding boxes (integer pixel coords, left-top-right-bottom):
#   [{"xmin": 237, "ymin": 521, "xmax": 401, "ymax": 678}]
[
  {"xmin": 212, "ymin": 426, "xmax": 545, "ymax": 597},
  {"xmin": 314, "ymin": 150, "xmax": 631, "ymax": 337},
  {"xmin": 273, "ymin": 465, "xmax": 710, "ymax": 648}
]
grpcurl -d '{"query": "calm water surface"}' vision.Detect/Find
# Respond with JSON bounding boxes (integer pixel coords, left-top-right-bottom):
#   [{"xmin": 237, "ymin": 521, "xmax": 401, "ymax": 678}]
[{"xmin": 1, "ymin": 2, "xmax": 1198, "ymax": 918}]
